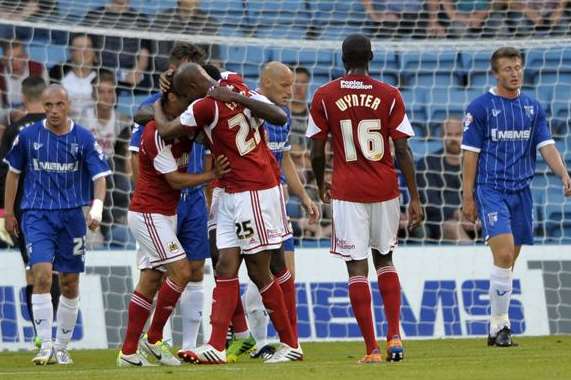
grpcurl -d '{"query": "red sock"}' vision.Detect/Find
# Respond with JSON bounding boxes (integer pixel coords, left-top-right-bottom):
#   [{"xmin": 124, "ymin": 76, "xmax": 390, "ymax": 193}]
[
  {"xmin": 259, "ymin": 280, "xmax": 296, "ymax": 348},
  {"xmin": 275, "ymin": 269, "xmax": 298, "ymax": 342},
  {"xmin": 208, "ymin": 277, "xmax": 239, "ymax": 351},
  {"xmin": 377, "ymin": 266, "xmax": 401, "ymax": 339},
  {"xmin": 122, "ymin": 291, "xmax": 153, "ymax": 355},
  {"xmin": 348, "ymin": 276, "xmax": 379, "ymax": 355},
  {"xmin": 231, "ymin": 290, "xmax": 249, "ymax": 334},
  {"xmin": 147, "ymin": 278, "xmax": 184, "ymax": 344}
]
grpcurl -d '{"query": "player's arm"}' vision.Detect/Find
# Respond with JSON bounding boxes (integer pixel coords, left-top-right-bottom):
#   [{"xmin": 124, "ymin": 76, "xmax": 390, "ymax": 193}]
[
  {"xmin": 153, "ymin": 100, "xmax": 188, "ymax": 140},
  {"xmin": 540, "ymin": 143, "xmax": 571, "ymax": 196},
  {"xmin": 394, "ymin": 139, "xmax": 423, "ymax": 231},
  {"xmin": 310, "ymin": 139, "xmax": 329, "ymax": 203},
  {"xmin": 4, "ymin": 170, "xmax": 20, "ymax": 237},
  {"xmin": 164, "ymin": 155, "xmax": 231, "ymax": 190},
  {"xmin": 87, "ymin": 176, "xmax": 106, "ymax": 231},
  {"xmin": 461, "ymin": 103, "xmax": 485, "ymax": 223},
  {"xmin": 208, "ymin": 86, "xmax": 287, "ymax": 125},
  {"xmin": 283, "ymin": 150, "xmax": 319, "ymax": 224},
  {"xmin": 461, "ymin": 150, "xmax": 479, "ymax": 223}
]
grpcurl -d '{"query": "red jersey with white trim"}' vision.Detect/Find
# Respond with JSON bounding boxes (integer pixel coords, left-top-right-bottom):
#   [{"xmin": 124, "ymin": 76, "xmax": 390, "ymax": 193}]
[
  {"xmin": 179, "ymin": 72, "xmax": 279, "ymax": 193},
  {"xmin": 130, "ymin": 121, "xmax": 192, "ymax": 215},
  {"xmin": 306, "ymin": 74, "xmax": 414, "ymax": 203}
]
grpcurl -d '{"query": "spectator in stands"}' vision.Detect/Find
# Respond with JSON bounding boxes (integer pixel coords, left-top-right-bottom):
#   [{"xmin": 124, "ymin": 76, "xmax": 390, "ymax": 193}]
[
  {"xmin": 362, "ymin": 0, "xmax": 443, "ymax": 38},
  {"xmin": 289, "ymin": 66, "xmax": 310, "ymax": 145},
  {"xmin": 152, "ymin": 0, "xmax": 219, "ymax": 34},
  {"xmin": 0, "ymin": 40, "xmax": 48, "ymax": 110},
  {"xmin": 80, "ymin": 70, "xmax": 132, "ymax": 248},
  {"xmin": 49, "ymin": 33, "xmax": 98, "ymax": 120},
  {"xmin": 438, "ymin": 0, "xmax": 503, "ymax": 38},
  {"xmin": 416, "ymin": 117, "xmax": 479, "ymax": 242},
  {"xmin": 151, "ymin": 0, "xmax": 218, "ymax": 73},
  {"xmin": 506, "ymin": 0, "xmax": 568, "ymax": 36},
  {"xmin": 82, "ymin": 0, "xmax": 153, "ymax": 94}
]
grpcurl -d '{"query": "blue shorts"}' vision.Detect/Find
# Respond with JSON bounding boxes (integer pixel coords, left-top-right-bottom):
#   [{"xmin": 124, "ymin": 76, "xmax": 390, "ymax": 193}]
[
  {"xmin": 475, "ymin": 185, "xmax": 534, "ymax": 246},
  {"xmin": 21, "ymin": 208, "xmax": 86, "ymax": 273},
  {"xmin": 177, "ymin": 190, "xmax": 210, "ymax": 261},
  {"xmin": 283, "ymin": 237, "xmax": 295, "ymax": 252}
]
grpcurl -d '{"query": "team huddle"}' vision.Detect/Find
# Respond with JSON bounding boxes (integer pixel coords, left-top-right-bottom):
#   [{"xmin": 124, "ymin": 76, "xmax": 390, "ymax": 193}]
[{"xmin": 3, "ymin": 33, "xmax": 571, "ymax": 367}]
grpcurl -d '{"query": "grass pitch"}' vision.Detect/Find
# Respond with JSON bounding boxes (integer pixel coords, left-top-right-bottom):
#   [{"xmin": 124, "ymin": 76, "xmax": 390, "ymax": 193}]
[{"xmin": 1, "ymin": 337, "xmax": 570, "ymax": 380}]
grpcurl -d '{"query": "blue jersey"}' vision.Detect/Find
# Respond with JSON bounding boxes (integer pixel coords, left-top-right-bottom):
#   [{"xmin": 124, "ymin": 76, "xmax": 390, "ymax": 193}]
[
  {"xmin": 181, "ymin": 142, "xmax": 208, "ymax": 195},
  {"xmin": 461, "ymin": 88, "xmax": 554, "ymax": 192},
  {"xmin": 264, "ymin": 106, "xmax": 291, "ymax": 183},
  {"xmin": 4, "ymin": 120, "xmax": 111, "ymax": 210},
  {"xmin": 129, "ymin": 93, "xmax": 161, "ymax": 153}
]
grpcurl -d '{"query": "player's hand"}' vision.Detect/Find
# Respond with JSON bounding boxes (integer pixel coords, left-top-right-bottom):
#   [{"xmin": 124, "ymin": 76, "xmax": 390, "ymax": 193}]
[
  {"xmin": 407, "ymin": 197, "xmax": 423, "ymax": 232},
  {"xmin": 87, "ymin": 214, "xmax": 100, "ymax": 231},
  {"xmin": 301, "ymin": 195, "xmax": 320, "ymax": 225},
  {"xmin": 159, "ymin": 69, "xmax": 174, "ymax": 94},
  {"xmin": 4, "ymin": 213, "xmax": 19, "ymax": 238},
  {"xmin": 562, "ymin": 175, "xmax": 571, "ymax": 197},
  {"xmin": 213, "ymin": 155, "xmax": 231, "ymax": 178},
  {"xmin": 319, "ymin": 182, "xmax": 332, "ymax": 204},
  {"xmin": 462, "ymin": 195, "xmax": 478, "ymax": 223},
  {"xmin": 207, "ymin": 85, "xmax": 236, "ymax": 103}
]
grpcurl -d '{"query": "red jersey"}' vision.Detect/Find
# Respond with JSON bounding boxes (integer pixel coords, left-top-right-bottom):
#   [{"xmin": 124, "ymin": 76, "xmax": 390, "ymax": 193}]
[
  {"xmin": 179, "ymin": 72, "xmax": 279, "ymax": 193},
  {"xmin": 306, "ymin": 74, "xmax": 414, "ymax": 203},
  {"xmin": 130, "ymin": 121, "xmax": 192, "ymax": 215}
]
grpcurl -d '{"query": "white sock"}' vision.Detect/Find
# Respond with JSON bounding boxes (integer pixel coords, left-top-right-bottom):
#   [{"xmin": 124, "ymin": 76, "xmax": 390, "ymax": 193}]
[
  {"xmin": 489, "ymin": 265, "xmax": 513, "ymax": 336},
  {"xmin": 180, "ymin": 281, "xmax": 204, "ymax": 351},
  {"xmin": 244, "ymin": 280, "xmax": 269, "ymax": 348},
  {"xmin": 55, "ymin": 296, "xmax": 79, "ymax": 350},
  {"xmin": 32, "ymin": 293, "xmax": 53, "ymax": 348}
]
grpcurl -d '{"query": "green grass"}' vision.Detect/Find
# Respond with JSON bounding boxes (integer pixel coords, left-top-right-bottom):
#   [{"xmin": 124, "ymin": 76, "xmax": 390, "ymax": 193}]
[{"xmin": 1, "ymin": 337, "xmax": 570, "ymax": 380}]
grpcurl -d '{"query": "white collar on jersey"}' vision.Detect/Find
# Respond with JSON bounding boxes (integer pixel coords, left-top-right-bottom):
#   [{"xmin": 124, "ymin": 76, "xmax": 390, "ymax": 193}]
[
  {"xmin": 42, "ymin": 118, "xmax": 75, "ymax": 133},
  {"xmin": 489, "ymin": 87, "xmax": 521, "ymax": 97}
]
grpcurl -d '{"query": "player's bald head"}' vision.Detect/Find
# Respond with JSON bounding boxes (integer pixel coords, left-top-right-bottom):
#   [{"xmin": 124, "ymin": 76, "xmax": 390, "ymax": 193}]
[
  {"xmin": 261, "ymin": 61, "xmax": 291, "ymax": 82},
  {"xmin": 42, "ymin": 84, "xmax": 69, "ymax": 101},
  {"xmin": 342, "ymin": 33, "xmax": 372, "ymax": 71},
  {"xmin": 172, "ymin": 62, "xmax": 214, "ymax": 101},
  {"xmin": 260, "ymin": 61, "xmax": 293, "ymax": 106}
]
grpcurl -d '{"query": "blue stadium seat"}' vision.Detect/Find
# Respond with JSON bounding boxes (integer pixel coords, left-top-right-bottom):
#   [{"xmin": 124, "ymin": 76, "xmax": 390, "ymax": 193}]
[
  {"xmin": 467, "ymin": 70, "xmax": 495, "ymax": 89},
  {"xmin": 131, "ymin": 0, "xmax": 176, "ymax": 15},
  {"xmin": 409, "ymin": 138, "xmax": 441, "ymax": 158},
  {"xmin": 310, "ymin": 1, "xmax": 367, "ymax": 25},
  {"xmin": 425, "ymin": 89, "xmax": 476, "ymax": 123},
  {"xmin": 59, "ymin": 0, "xmax": 108, "ymax": 19},
  {"xmin": 459, "ymin": 50, "xmax": 492, "ymax": 71},
  {"xmin": 551, "ymin": 85, "xmax": 571, "ymax": 122},
  {"xmin": 218, "ymin": 45, "xmax": 271, "ymax": 77},
  {"xmin": 271, "ymin": 48, "xmax": 334, "ymax": 77},
  {"xmin": 248, "ymin": 0, "xmax": 310, "ymax": 26},
  {"xmin": 317, "ymin": 25, "xmax": 366, "ymax": 40},
  {"xmin": 403, "ymin": 72, "xmax": 462, "ymax": 89},
  {"xmin": 400, "ymin": 51, "xmax": 461, "ymax": 89},
  {"xmin": 255, "ymin": 26, "xmax": 310, "ymax": 39},
  {"xmin": 401, "ymin": 89, "xmax": 427, "ymax": 124},
  {"xmin": 27, "ymin": 44, "xmax": 68, "ymax": 69},
  {"xmin": 200, "ymin": 0, "xmax": 248, "ymax": 28},
  {"xmin": 117, "ymin": 95, "xmax": 149, "ymax": 118}
]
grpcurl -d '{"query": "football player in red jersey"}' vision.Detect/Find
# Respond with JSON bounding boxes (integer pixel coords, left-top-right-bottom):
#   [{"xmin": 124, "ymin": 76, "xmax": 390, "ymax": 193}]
[
  {"xmin": 307, "ymin": 34, "xmax": 423, "ymax": 363},
  {"xmin": 153, "ymin": 63, "xmax": 303, "ymax": 364},
  {"xmin": 117, "ymin": 73, "xmax": 231, "ymax": 367}
]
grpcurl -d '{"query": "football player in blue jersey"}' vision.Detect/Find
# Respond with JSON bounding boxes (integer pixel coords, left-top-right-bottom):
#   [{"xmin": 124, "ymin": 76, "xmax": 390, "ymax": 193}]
[
  {"xmin": 227, "ymin": 61, "xmax": 319, "ymax": 361},
  {"xmin": 462, "ymin": 47, "xmax": 571, "ymax": 347},
  {"xmin": 4, "ymin": 85, "xmax": 111, "ymax": 365}
]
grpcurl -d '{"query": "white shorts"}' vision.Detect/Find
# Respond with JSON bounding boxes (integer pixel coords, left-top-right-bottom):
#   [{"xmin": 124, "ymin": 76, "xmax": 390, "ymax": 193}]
[
  {"xmin": 208, "ymin": 186, "xmax": 224, "ymax": 233},
  {"xmin": 330, "ymin": 197, "xmax": 400, "ymax": 261},
  {"xmin": 128, "ymin": 211, "xmax": 186, "ymax": 270},
  {"xmin": 216, "ymin": 185, "xmax": 292, "ymax": 254}
]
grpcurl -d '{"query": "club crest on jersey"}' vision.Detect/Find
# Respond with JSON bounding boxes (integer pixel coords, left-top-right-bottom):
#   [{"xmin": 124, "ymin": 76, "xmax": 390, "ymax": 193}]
[
  {"xmin": 70, "ymin": 143, "xmax": 79, "ymax": 158},
  {"xmin": 33, "ymin": 142, "xmax": 43, "ymax": 150},
  {"xmin": 492, "ymin": 109, "xmax": 501, "ymax": 117},
  {"xmin": 463, "ymin": 113, "xmax": 473, "ymax": 131},
  {"xmin": 167, "ymin": 241, "xmax": 180, "ymax": 252},
  {"xmin": 524, "ymin": 105, "xmax": 535, "ymax": 119},
  {"xmin": 487, "ymin": 212, "xmax": 498, "ymax": 226}
]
